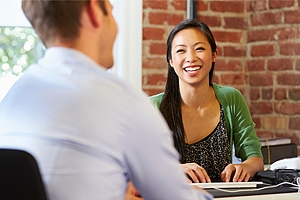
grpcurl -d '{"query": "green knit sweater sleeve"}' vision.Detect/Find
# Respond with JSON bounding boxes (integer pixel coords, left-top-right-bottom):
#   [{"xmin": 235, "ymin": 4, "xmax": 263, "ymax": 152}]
[
  {"xmin": 213, "ymin": 84, "xmax": 263, "ymax": 161},
  {"xmin": 149, "ymin": 92, "xmax": 164, "ymax": 110}
]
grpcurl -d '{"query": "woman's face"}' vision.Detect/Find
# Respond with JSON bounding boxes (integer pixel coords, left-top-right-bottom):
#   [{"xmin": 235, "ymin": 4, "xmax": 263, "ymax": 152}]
[{"xmin": 169, "ymin": 28, "xmax": 217, "ymax": 87}]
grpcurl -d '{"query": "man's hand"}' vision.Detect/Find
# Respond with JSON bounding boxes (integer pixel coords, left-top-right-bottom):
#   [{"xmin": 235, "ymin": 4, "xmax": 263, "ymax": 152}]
[{"xmin": 125, "ymin": 181, "xmax": 143, "ymax": 200}]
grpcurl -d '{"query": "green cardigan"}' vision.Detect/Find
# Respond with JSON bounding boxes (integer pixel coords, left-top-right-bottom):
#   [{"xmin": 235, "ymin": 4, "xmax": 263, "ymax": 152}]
[{"xmin": 150, "ymin": 83, "xmax": 263, "ymax": 161}]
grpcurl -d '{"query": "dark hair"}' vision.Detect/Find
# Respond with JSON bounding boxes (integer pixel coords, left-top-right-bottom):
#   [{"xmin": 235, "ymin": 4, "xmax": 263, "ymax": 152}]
[
  {"xmin": 22, "ymin": 0, "xmax": 107, "ymax": 46},
  {"xmin": 160, "ymin": 19, "xmax": 217, "ymax": 162}
]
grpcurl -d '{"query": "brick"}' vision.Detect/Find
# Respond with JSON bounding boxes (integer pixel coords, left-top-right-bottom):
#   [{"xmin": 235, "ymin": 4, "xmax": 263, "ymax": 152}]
[
  {"xmin": 262, "ymin": 89, "xmax": 273, "ymax": 100},
  {"xmin": 249, "ymin": 28, "xmax": 290, "ymax": 43},
  {"xmin": 247, "ymin": 0, "xmax": 267, "ymax": 11},
  {"xmin": 256, "ymin": 131, "xmax": 275, "ymax": 139},
  {"xmin": 252, "ymin": 117, "xmax": 261, "ymax": 128},
  {"xmin": 216, "ymin": 46, "xmax": 223, "ymax": 56},
  {"xmin": 149, "ymin": 43, "xmax": 166, "ymax": 55},
  {"xmin": 296, "ymin": 59, "xmax": 300, "ymax": 71},
  {"xmin": 251, "ymin": 12, "xmax": 282, "ymax": 26},
  {"xmin": 143, "ymin": 27, "xmax": 165, "ymax": 40},
  {"xmin": 284, "ymin": 10, "xmax": 300, "ymax": 24},
  {"xmin": 224, "ymin": 17, "xmax": 247, "ymax": 30},
  {"xmin": 212, "ymin": 74, "xmax": 219, "ymax": 84},
  {"xmin": 143, "ymin": 0, "xmax": 168, "ymax": 9},
  {"xmin": 289, "ymin": 117, "xmax": 300, "ymax": 130},
  {"xmin": 247, "ymin": 59, "xmax": 265, "ymax": 71},
  {"xmin": 269, "ymin": 0, "xmax": 294, "ymax": 9},
  {"xmin": 280, "ymin": 42, "xmax": 300, "ymax": 55},
  {"xmin": 213, "ymin": 31, "xmax": 243, "ymax": 43},
  {"xmin": 211, "ymin": 1, "xmax": 244, "ymax": 13},
  {"xmin": 248, "ymin": 29, "xmax": 271, "ymax": 42},
  {"xmin": 274, "ymin": 88, "xmax": 287, "ymax": 100},
  {"xmin": 144, "ymin": 73, "xmax": 167, "ymax": 86},
  {"xmin": 277, "ymin": 74, "xmax": 300, "ymax": 86},
  {"xmin": 251, "ymin": 44, "xmax": 275, "ymax": 57},
  {"xmin": 275, "ymin": 27, "xmax": 295, "ymax": 40},
  {"xmin": 261, "ymin": 116, "xmax": 288, "ymax": 130},
  {"xmin": 198, "ymin": 15, "xmax": 221, "ymax": 27},
  {"xmin": 223, "ymin": 46, "xmax": 246, "ymax": 57},
  {"xmin": 215, "ymin": 59, "xmax": 243, "ymax": 71},
  {"xmin": 197, "ymin": 0, "xmax": 208, "ymax": 11},
  {"xmin": 250, "ymin": 102, "xmax": 273, "ymax": 114},
  {"xmin": 275, "ymin": 102, "xmax": 300, "ymax": 115},
  {"xmin": 220, "ymin": 74, "xmax": 246, "ymax": 85},
  {"xmin": 148, "ymin": 12, "xmax": 184, "ymax": 25},
  {"xmin": 172, "ymin": 0, "xmax": 186, "ymax": 10},
  {"xmin": 143, "ymin": 57, "xmax": 167, "ymax": 69},
  {"xmin": 249, "ymin": 74, "xmax": 273, "ymax": 86},
  {"xmin": 250, "ymin": 88, "xmax": 260, "ymax": 100},
  {"xmin": 289, "ymin": 89, "xmax": 300, "ymax": 101},
  {"xmin": 267, "ymin": 58, "xmax": 293, "ymax": 70}
]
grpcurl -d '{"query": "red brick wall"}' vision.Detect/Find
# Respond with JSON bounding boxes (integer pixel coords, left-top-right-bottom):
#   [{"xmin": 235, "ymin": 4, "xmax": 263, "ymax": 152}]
[{"xmin": 142, "ymin": 0, "xmax": 300, "ymax": 154}]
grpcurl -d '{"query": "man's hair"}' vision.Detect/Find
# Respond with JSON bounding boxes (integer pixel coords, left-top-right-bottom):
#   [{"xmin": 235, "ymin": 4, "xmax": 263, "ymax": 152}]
[{"xmin": 22, "ymin": 0, "xmax": 107, "ymax": 45}]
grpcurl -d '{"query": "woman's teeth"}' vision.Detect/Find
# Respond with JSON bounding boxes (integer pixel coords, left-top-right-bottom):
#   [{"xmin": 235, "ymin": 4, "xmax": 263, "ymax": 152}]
[{"xmin": 184, "ymin": 66, "xmax": 201, "ymax": 72}]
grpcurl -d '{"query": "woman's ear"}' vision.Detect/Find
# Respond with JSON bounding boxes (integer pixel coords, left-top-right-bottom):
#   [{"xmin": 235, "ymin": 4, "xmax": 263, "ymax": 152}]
[
  {"xmin": 169, "ymin": 59, "xmax": 173, "ymax": 68},
  {"xmin": 212, "ymin": 48, "xmax": 218, "ymax": 62}
]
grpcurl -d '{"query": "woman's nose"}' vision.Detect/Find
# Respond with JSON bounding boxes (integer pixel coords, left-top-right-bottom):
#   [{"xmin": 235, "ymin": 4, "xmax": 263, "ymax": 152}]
[{"xmin": 186, "ymin": 50, "xmax": 197, "ymax": 63}]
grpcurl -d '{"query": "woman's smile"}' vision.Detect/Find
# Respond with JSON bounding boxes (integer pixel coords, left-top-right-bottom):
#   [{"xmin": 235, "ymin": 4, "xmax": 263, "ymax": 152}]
[{"xmin": 184, "ymin": 66, "xmax": 202, "ymax": 76}]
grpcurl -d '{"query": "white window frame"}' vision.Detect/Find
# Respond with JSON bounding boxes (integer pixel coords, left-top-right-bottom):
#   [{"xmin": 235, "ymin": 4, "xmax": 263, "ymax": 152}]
[
  {"xmin": 111, "ymin": 0, "xmax": 142, "ymax": 90},
  {"xmin": 0, "ymin": 0, "xmax": 142, "ymax": 91}
]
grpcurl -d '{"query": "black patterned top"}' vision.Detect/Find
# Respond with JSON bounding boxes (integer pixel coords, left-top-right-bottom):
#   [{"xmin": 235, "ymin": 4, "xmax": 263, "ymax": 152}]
[{"xmin": 183, "ymin": 108, "xmax": 231, "ymax": 179}]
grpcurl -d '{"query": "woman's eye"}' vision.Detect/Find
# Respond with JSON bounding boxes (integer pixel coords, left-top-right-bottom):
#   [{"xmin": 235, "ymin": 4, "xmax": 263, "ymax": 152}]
[
  {"xmin": 176, "ymin": 49, "xmax": 185, "ymax": 53},
  {"xmin": 196, "ymin": 47, "xmax": 205, "ymax": 51}
]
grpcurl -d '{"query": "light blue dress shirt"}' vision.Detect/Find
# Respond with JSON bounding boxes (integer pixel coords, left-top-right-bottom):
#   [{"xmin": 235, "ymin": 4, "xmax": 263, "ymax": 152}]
[{"xmin": 0, "ymin": 47, "xmax": 212, "ymax": 200}]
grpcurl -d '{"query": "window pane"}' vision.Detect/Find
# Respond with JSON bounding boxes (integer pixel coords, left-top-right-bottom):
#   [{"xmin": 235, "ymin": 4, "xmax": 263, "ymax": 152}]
[{"xmin": 0, "ymin": 27, "xmax": 44, "ymax": 101}]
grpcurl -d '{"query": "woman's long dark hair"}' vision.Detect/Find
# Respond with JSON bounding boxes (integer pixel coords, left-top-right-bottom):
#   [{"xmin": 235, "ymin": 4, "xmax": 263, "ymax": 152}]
[{"xmin": 160, "ymin": 19, "xmax": 217, "ymax": 163}]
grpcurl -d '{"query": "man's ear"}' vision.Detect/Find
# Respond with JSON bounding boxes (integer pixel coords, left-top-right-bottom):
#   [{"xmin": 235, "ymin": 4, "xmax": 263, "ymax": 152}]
[{"xmin": 86, "ymin": 0, "xmax": 102, "ymax": 27}]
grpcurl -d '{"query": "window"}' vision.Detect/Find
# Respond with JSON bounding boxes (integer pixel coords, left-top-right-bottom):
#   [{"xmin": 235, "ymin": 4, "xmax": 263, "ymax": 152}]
[
  {"xmin": 0, "ymin": 27, "xmax": 43, "ymax": 101},
  {"xmin": 0, "ymin": 0, "xmax": 142, "ymax": 102}
]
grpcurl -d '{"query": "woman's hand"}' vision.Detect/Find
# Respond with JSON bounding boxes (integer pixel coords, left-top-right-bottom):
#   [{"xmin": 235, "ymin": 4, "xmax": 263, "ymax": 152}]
[
  {"xmin": 125, "ymin": 181, "xmax": 143, "ymax": 200},
  {"xmin": 221, "ymin": 156, "xmax": 264, "ymax": 182},
  {"xmin": 181, "ymin": 163, "xmax": 211, "ymax": 183}
]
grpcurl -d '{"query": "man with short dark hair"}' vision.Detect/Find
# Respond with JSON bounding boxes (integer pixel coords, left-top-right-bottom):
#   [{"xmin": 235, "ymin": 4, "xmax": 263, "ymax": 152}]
[{"xmin": 0, "ymin": 1, "xmax": 212, "ymax": 200}]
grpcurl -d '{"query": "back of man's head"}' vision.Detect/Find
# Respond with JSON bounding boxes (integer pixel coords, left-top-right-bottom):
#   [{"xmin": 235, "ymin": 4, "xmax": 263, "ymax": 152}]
[{"xmin": 22, "ymin": 0, "xmax": 107, "ymax": 46}]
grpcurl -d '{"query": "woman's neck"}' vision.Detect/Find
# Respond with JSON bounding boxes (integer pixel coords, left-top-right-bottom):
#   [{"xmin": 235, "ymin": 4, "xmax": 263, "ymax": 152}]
[{"xmin": 180, "ymin": 82, "xmax": 215, "ymax": 109}]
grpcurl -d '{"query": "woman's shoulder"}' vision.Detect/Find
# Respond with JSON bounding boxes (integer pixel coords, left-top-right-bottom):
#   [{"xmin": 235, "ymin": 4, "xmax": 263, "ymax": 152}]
[
  {"xmin": 149, "ymin": 92, "xmax": 164, "ymax": 109},
  {"xmin": 212, "ymin": 83, "xmax": 242, "ymax": 97},
  {"xmin": 149, "ymin": 92, "xmax": 164, "ymax": 100},
  {"xmin": 212, "ymin": 83, "xmax": 246, "ymax": 107}
]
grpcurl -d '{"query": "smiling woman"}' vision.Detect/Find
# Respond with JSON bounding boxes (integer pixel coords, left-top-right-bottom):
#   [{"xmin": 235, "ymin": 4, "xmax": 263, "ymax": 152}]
[{"xmin": 150, "ymin": 19, "xmax": 264, "ymax": 183}]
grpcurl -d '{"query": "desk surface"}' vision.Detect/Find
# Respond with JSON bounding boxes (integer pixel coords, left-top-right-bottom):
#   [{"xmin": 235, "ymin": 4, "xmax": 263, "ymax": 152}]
[
  {"xmin": 205, "ymin": 182, "xmax": 298, "ymax": 198},
  {"xmin": 216, "ymin": 192, "xmax": 300, "ymax": 199}
]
